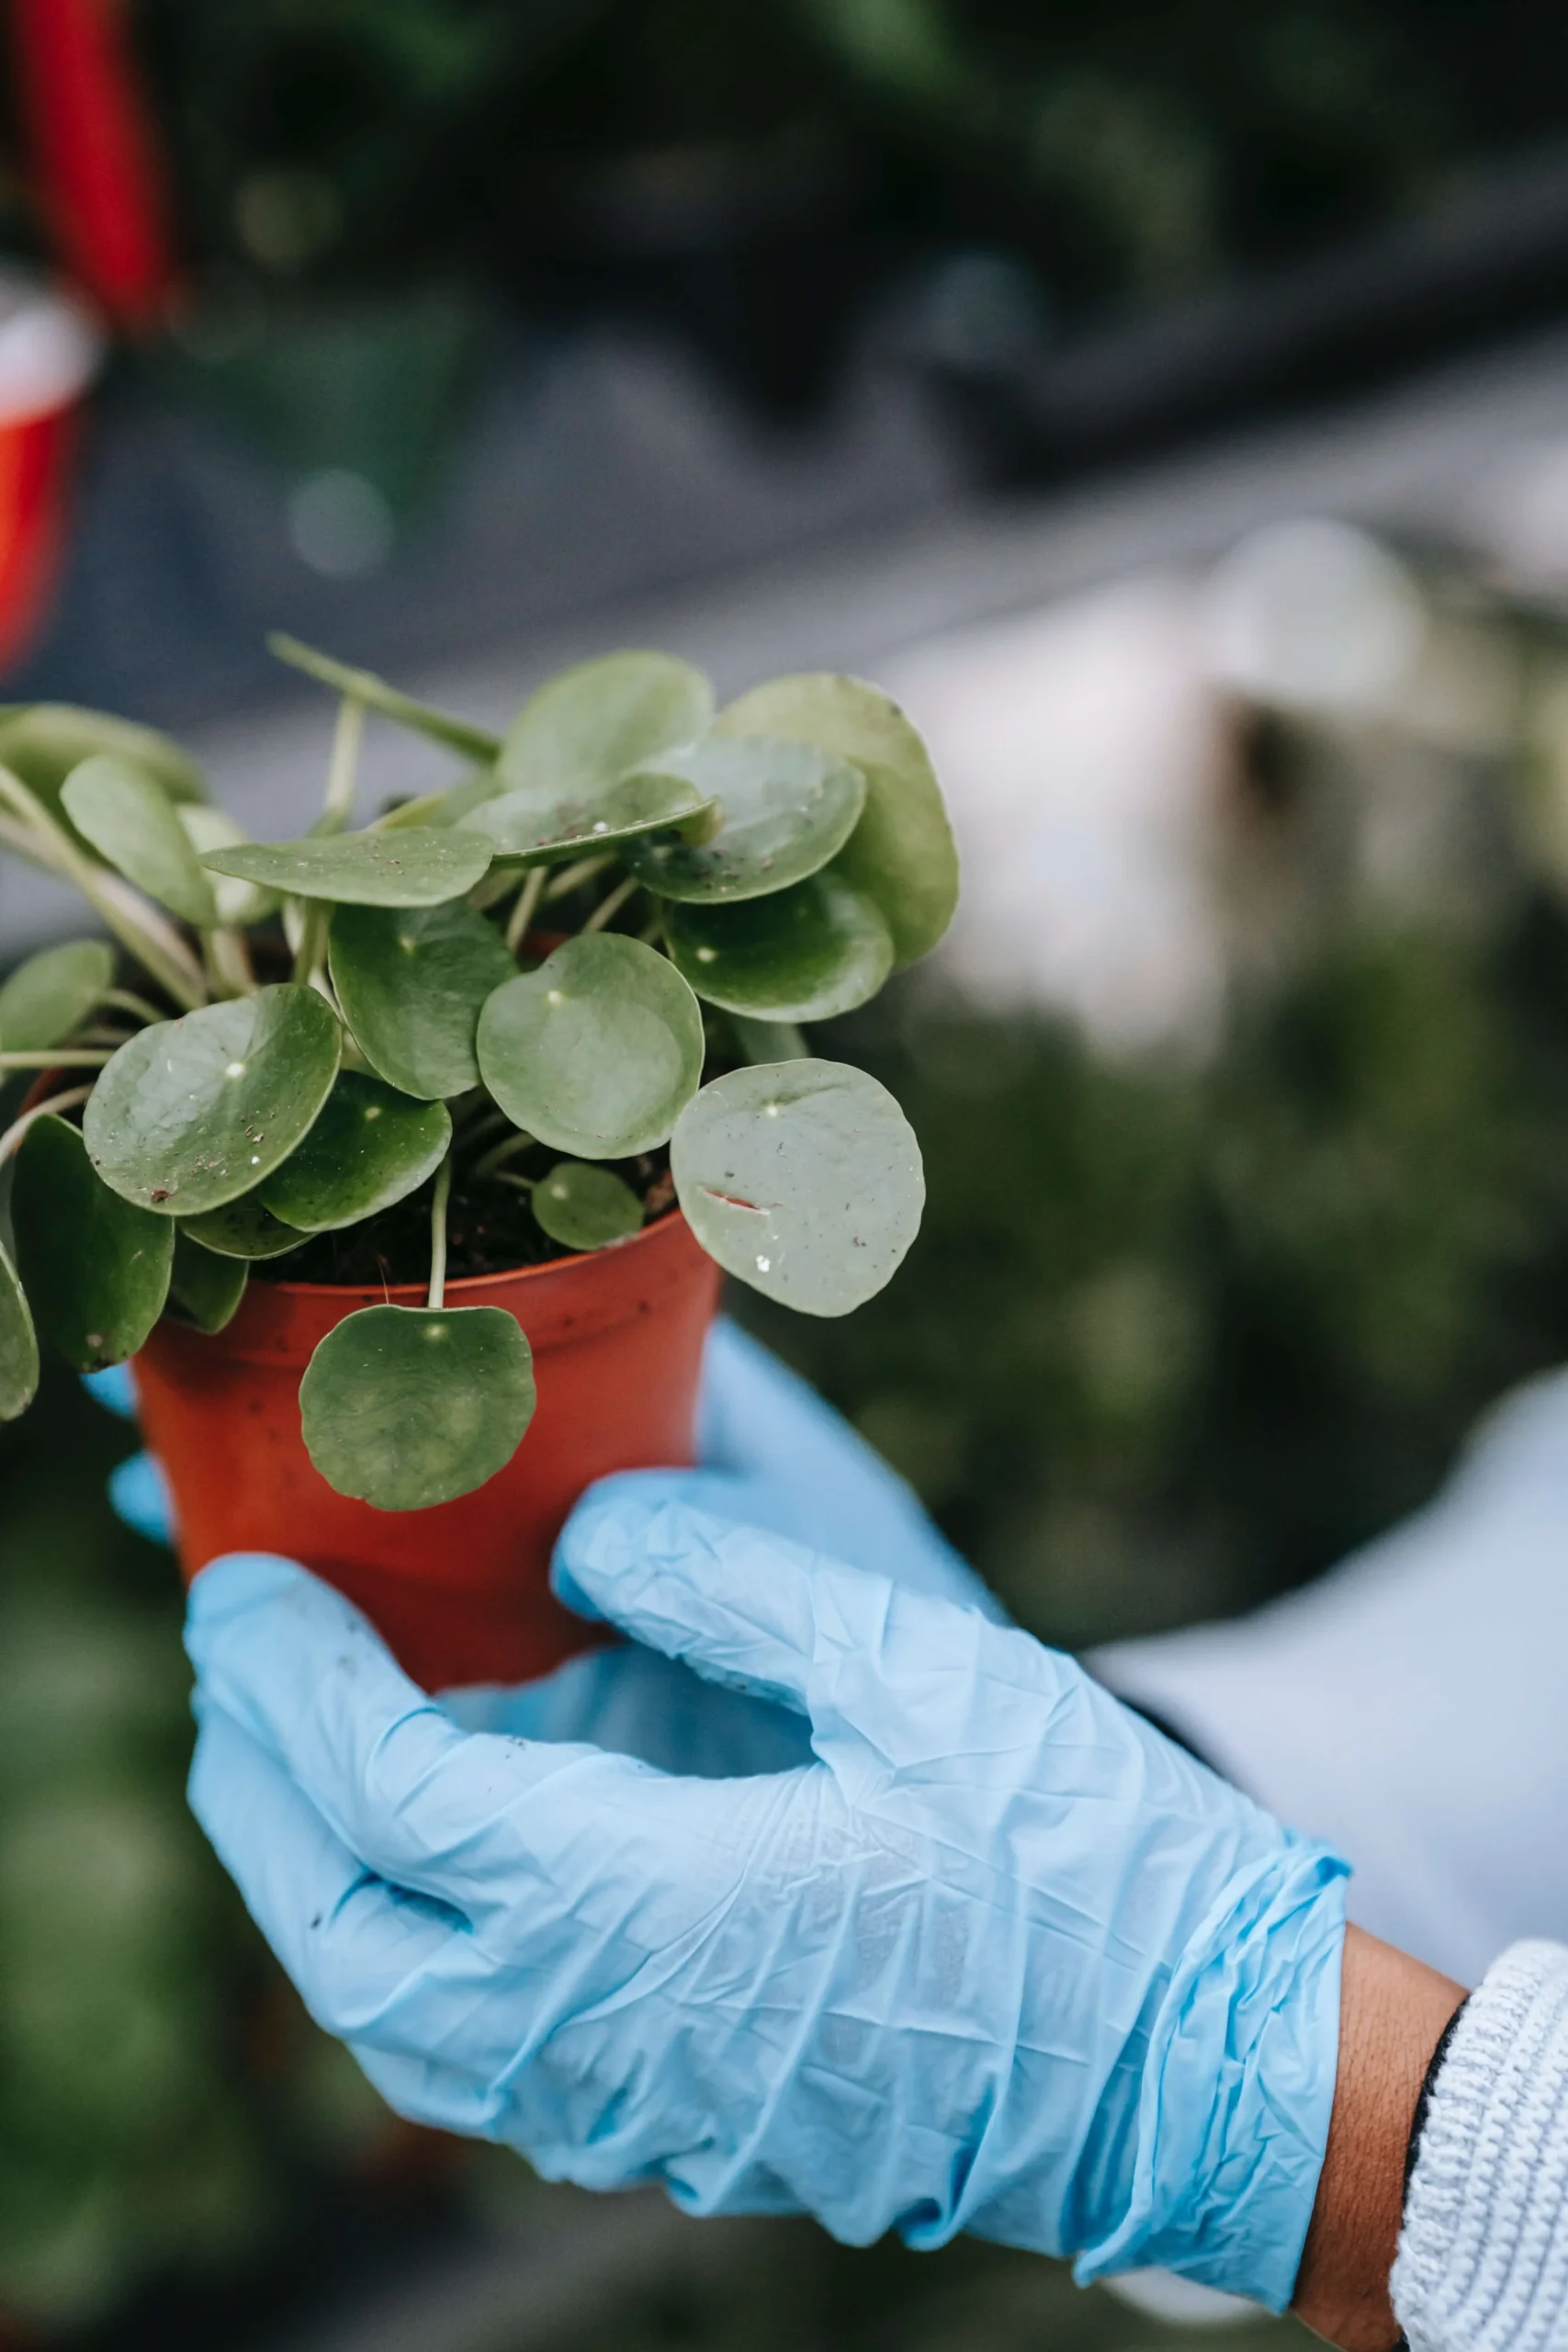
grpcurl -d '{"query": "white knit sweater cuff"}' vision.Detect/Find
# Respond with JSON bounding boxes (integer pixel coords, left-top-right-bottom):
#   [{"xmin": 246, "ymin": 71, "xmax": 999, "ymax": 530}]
[{"xmin": 1393, "ymin": 1939, "xmax": 1568, "ymax": 2352}]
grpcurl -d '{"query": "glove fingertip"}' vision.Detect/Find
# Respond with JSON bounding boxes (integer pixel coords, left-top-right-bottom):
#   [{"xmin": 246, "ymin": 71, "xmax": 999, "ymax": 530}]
[{"xmin": 108, "ymin": 1453, "xmax": 175, "ymax": 1544}]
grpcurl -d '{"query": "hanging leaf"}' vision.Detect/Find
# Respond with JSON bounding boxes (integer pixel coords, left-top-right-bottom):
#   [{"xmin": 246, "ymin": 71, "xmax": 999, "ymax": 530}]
[
  {"xmin": 180, "ymin": 1195, "xmax": 309, "ymax": 1261},
  {"xmin": 619, "ymin": 736, "xmax": 864, "ymax": 903},
  {"xmin": 499, "ymin": 651, "xmax": 713, "ymax": 797},
  {"xmin": 260, "ymin": 1074, "xmax": 450, "ymax": 1233},
  {"xmin": 300, "ymin": 1304, "xmax": 536, "ymax": 1511},
  {"xmin": 168, "ymin": 1231, "xmax": 249, "ymax": 1332},
  {"xmin": 0, "ymin": 705, "xmax": 206, "ymax": 831},
  {"xmin": 532, "ymin": 1161, "xmax": 644, "ymax": 1251},
  {"xmin": 201, "ymin": 826, "xmax": 493, "ymax": 908},
  {"xmin": 13, "ymin": 1116, "xmax": 174, "ymax": 1371},
  {"xmin": 176, "ymin": 806, "xmax": 281, "ymax": 927},
  {"xmin": 62, "ymin": 754, "xmax": 220, "ymax": 928},
  {"xmin": 477, "ymin": 933, "xmax": 704, "ymax": 1159},
  {"xmin": 460, "ymin": 770, "xmax": 714, "ymax": 865},
  {"xmin": 716, "ymin": 674, "xmax": 957, "ymax": 964},
  {"xmin": 665, "ymin": 871, "xmax": 894, "ymax": 1021},
  {"xmin": 85, "ymin": 985, "xmax": 342, "ymax": 1216},
  {"xmin": 268, "ymin": 636, "xmax": 502, "ymax": 764},
  {"xmin": 330, "ymin": 899, "xmax": 515, "ymax": 1100},
  {"xmin": 671, "ymin": 1058, "xmax": 924, "ymax": 1316},
  {"xmin": 0, "ymin": 1243, "xmax": 38, "ymax": 1419},
  {"xmin": 0, "ymin": 939, "xmax": 113, "ymax": 1051}
]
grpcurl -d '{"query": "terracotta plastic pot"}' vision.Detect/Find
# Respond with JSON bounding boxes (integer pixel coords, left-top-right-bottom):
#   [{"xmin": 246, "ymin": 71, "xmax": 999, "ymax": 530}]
[{"xmin": 133, "ymin": 1212, "xmax": 721, "ymax": 1690}]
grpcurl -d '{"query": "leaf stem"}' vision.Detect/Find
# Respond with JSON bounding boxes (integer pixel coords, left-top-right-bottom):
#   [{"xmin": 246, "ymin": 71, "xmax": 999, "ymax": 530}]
[
  {"xmin": 100, "ymin": 987, "xmax": 168, "ymax": 1025},
  {"xmin": 0, "ymin": 1084, "xmax": 93, "ymax": 1166},
  {"xmin": 427, "ymin": 1150, "xmax": 453, "ymax": 1312},
  {"xmin": 0, "ymin": 765, "xmax": 207, "ymax": 1012},
  {"xmin": 318, "ymin": 695, "xmax": 366, "ymax": 835},
  {"xmin": 269, "ymin": 635, "xmax": 501, "ymax": 764},
  {"xmin": 290, "ymin": 899, "xmax": 330, "ymax": 988},
  {"xmin": 0, "ymin": 1050, "xmax": 113, "ymax": 1069},
  {"xmin": 473, "ymin": 1127, "xmax": 538, "ymax": 1181},
  {"xmin": 504, "ymin": 864, "xmax": 547, "ymax": 954},
  {"xmin": 543, "ymin": 852, "xmax": 615, "ymax": 904},
  {"xmin": 202, "ymin": 929, "xmax": 256, "ymax": 998},
  {"xmin": 581, "ymin": 873, "xmax": 640, "ymax": 934}
]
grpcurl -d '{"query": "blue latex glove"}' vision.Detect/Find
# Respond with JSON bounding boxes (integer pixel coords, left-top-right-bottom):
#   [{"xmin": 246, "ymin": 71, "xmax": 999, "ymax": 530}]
[
  {"xmin": 186, "ymin": 1493, "xmax": 1348, "ymax": 2308},
  {"xmin": 88, "ymin": 1324, "xmax": 1002, "ymax": 1781}
]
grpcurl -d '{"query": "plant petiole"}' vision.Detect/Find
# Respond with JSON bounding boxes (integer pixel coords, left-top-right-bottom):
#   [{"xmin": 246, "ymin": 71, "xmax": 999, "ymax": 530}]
[
  {"xmin": 473, "ymin": 1127, "xmax": 538, "ymax": 1181},
  {"xmin": 100, "ymin": 987, "xmax": 169, "ymax": 1025},
  {"xmin": 317, "ymin": 695, "xmax": 366, "ymax": 835},
  {"xmin": 0, "ymin": 1050, "xmax": 113, "ymax": 1069},
  {"xmin": 581, "ymin": 873, "xmax": 640, "ymax": 934},
  {"xmin": 504, "ymin": 864, "xmax": 547, "ymax": 954},
  {"xmin": 427, "ymin": 1150, "xmax": 453, "ymax": 1311},
  {"xmin": 0, "ymin": 1084, "xmax": 94, "ymax": 1167},
  {"xmin": 543, "ymin": 852, "xmax": 615, "ymax": 904}
]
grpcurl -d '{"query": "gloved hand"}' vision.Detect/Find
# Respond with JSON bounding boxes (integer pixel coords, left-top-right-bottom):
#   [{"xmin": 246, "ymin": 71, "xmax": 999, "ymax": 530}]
[
  {"xmin": 186, "ymin": 1488, "xmax": 1348, "ymax": 2309},
  {"xmin": 87, "ymin": 1322, "xmax": 1002, "ymax": 1781}
]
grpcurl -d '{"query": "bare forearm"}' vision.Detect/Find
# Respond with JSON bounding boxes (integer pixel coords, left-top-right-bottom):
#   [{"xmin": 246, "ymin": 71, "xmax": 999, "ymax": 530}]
[{"xmin": 1292, "ymin": 1926, "xmax": 1467, "ymax": 2350}]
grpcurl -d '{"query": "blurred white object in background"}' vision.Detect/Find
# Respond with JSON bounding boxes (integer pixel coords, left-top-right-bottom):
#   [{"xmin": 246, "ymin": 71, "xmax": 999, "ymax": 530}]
[
  {"xmin": 886, "ymin": 575, "xmax": 1227, "ymax": 1049},
  {"xmin": 1200, "ymin": 518, "xmax": 1426, "ymax": 716}
]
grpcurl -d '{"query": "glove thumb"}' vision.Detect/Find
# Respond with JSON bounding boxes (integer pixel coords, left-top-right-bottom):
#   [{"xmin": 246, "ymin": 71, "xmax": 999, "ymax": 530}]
[{"xmin": 554, "ymin": 1475, "xmax": 900, "ymax": 1723}]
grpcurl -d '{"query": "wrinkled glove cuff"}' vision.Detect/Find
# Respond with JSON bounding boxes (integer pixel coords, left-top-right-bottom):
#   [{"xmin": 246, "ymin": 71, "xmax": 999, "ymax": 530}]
[{"xmin": 1076, "ymin": 1846, "xmax": 1348, "ymax": 2312}]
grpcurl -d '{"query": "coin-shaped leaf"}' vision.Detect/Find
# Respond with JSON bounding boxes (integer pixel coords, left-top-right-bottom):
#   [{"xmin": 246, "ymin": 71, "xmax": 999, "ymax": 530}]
[
  {"xmin": 260, "ymin": 1073, "xmax": 450, "ymax": 1233},
  {"xmin": 176, "ymin": 806, "xmax": 281, "ymax": 927},
  {"xmin": 13, "ymin": 1115, "xmax": 174, "ymax": 1370},
  {"xmin": 619, "ymin": 736, "xmax": 864, "ymax": 902},
  {"xmin": 300, "ymin": 1303, "xmax": 536, "ymax": 1511},
  {"xmin": 330, "ymin": 899, "xmax": 515, "ymax": 1099},
  {"xmin": 532, "ymin": 1161, "xmax": 644, "ymax": 1251},
  {"xmin": 168, "ymin": 1230, "xmax": 248, "ymax": 1332},
  {"xmin": 0, "ymin": 940, "xmax": 113, "ymax": 1052},
  {"xmin": 180, "ymin": 1195, "xmax": 309, "ymax": 1261},
  {"xmin": 201, "ymin": 826, "xmax": 493, "ymax": 908},
  {"xmin": 62, "ymin": 754, "xmax": 220, "ymax": 927},
  {"xmin": 499, "ymin": 651, "xmax": 714, "ymax": 797},
  {"xmin": 716, "ymin": 674, "xmax": 957, "ymax": 965},
  {"xmin": 665, "ymin": 870, "xmax": 893, "ymax": 1022},
  {"xmin": 477, "ymin": 933, "xmax": 704, "ymax": 1159},
  {"xmin": 461, "ymin": 769, "xmax": 714, "ymax": 865},
  {"xmin": 0, "ymin": 1243, "xmax": 38, "ymax": 1419},
  {"xmin": 85, "ymin": 985, "xmax": 342, "ymax": 1215},
  {"xmin": 0, "ymin": 705, "xmax": 206, "ymax": 829},
  {"xmin": 671, "ymin": 1057, "xmax": 924, "ymax": 1316}
]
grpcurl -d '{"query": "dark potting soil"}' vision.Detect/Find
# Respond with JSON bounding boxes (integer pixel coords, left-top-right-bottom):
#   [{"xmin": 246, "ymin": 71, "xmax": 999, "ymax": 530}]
[{"xmin": 258, "ymin": 1149, "xmax": 677, "ymax": 1289}]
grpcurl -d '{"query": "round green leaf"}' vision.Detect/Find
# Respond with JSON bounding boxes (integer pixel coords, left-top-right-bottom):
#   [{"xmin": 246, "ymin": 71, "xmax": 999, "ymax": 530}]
[
  {"xmin": 62, "ymin": 755, "xmax": 220, "ymax": 928},
  {"xmin": 176, "ymin": 806, "xmax": 281, "ymax": 927},
  {"xmin": 330, "ymin": 899, "xmax": 515, "ymax": 1100},
  {"xmin": 477, "ymin": 933, "xmax": 704, "ymax": 1159},
  {"xmin": 665, "ymin": 871, "xmax": 893, "ymax": 1022},
  {"xmin": 716, "ymin": 674, "xmax": 957, "ymax": 965},
  {"xmin": 671, "ymin": 1058, "xmax": 924, "ymax": 1316},
  {"xmin": 499, "ymin": 652, "xmax": 714, "ymax": 797},
  {"xmin": 461, "ymin": 770, "xmax": 715, "ymax": 865},
  {"xmin": 0, "ymin": 940, "xmax": 113, "ymax": 1052},
  {"xmin": 0, "ymin": 1243, "xmax": 38, "ymax": 1418},
  {"xmin": 619, "ymin": 736, "xmax": 864, "ymax": 903},
  {"xmin": 168, "ymin": 1230, "xmax": 249, "ymax": 1332},
  {"xmin": 260, "ymin": 1074, "xmax": 450, "ymax": 1233},
  {"xmin": 0, "ymin": 705, "xmax": 206, "ymax": 831},
  {"xmin": 84, "ymin": 985, "xmax": 343, "ymax": 1216},
  {"xmin": 532, "ymin": 1162, "xmax": 644, "ymax": 1252},
  {"xmin": 180, "ymin": 1195, "xmax": 309, "ymax": 1261},
  {"xmin": 300, "ymin": 1304, "xmax": 536, "ymax": 1511},
  {"xmin": 200, "ymin": 826, "xmax": 493, "ymax": 908},
  {"xmin": 13, "ymin": 1116, "xmax": 174, "ymax": 1371}
]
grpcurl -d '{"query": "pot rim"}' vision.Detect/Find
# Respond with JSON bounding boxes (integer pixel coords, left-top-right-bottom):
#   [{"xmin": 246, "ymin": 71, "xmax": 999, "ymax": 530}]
[{"xmin": 261, "ymin": 1202, "xmax": 686, "ymax": 1301}]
